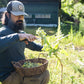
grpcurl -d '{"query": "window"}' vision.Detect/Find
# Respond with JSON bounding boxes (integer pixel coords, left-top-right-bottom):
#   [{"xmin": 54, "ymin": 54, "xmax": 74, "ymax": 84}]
[
  {"xmin": 35, "ymin": 14, "xmax": 51, "ymax": 18},
  {"xmin": 24, "ymin": 14, "xmax": 32, "ymax": 18}
]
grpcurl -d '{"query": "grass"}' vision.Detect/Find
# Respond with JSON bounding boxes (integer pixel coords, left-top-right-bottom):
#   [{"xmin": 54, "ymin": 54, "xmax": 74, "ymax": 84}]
[
  {"xmin": 24, "ymin": 47, "xmax": 84, "ymax": 84},
  {"xmin": 79, "ymin": 18, "xmax": 84, "ymax": 35},
  {"xmin": 24, "ymin": 26, "xmax": 57, "ymax": 36},
  {"xmin": 0, "ymin": 22, "xmax": 84, "ymax": 84},
  {"xmin": 24, "ymin": 26, "xmax": 84, "ymax": 84},
  {"xmin": 0, "ymin": 48, "xmax": 84, "ymax": 84}
]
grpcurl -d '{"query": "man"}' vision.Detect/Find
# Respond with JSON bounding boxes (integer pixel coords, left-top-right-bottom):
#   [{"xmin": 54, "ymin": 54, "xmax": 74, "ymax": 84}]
[{"xmin": 0, "ymin": 1, "xmax": 49, "ymax": 84}]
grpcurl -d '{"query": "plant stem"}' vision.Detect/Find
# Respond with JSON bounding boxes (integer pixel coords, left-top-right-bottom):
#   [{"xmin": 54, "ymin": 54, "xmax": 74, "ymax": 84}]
[
  {"xmin": 41, "ymin": 37, "xmax": 44, "ymax": 46},
  {"xmin": 54, "ymin": 54, "xmax": 63, "ymax": 84}
]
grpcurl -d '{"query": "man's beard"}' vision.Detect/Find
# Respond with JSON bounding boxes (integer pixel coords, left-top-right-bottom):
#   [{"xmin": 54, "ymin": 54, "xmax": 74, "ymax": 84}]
[{"xmin": 7, "ymin": 19, "xmax": 25, "ymax": 33}]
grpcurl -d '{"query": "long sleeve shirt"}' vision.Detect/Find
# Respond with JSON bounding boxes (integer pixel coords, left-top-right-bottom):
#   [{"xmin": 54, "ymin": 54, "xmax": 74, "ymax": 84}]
[{"xmin": 0, "ymin": 26, "xmax": 43, "ymax": 82}]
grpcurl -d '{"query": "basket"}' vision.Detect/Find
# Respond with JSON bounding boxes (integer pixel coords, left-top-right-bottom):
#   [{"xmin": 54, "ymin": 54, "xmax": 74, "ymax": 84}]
[{"xmin": 11, "ymin": 58, "xmax": 48, "ymax": 77}]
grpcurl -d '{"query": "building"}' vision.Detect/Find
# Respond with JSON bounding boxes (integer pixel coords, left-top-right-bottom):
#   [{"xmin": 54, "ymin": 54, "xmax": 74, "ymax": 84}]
[
  {"xmin": 19, "ymin": 0, "xmax": 61, "ymax": 27},
  {"xmin": 2, "ymin": 0, "xmax": 61, "ymax": 27}
]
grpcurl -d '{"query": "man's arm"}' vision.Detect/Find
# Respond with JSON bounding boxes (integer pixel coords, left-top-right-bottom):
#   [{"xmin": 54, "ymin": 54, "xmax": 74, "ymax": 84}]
[
  {"xmin": 0, "ymin": 33, "xmax": 19, "ymax": 53},
  {"xmin": 18, "ymin": 33, "xmax": 43, "ymax": 51},
  {"xmin": 26, "ymin": 41, "xmax": 43, "ymax": 51},
  {"xmin": 0, "ymin": 32, "xmax": 42, "ymax": 53}
]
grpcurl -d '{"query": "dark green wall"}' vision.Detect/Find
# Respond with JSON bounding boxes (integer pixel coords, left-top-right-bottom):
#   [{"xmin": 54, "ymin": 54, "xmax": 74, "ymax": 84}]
[{"xmin": 24, "ymin": 2, "xmax": 59, "ymax": 25}]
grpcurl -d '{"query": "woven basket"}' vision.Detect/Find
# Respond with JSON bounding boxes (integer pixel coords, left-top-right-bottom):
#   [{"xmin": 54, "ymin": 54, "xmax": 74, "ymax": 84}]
[{"xmin": 11, "ymin": 58, "xmax": 48, "ymax": 77}]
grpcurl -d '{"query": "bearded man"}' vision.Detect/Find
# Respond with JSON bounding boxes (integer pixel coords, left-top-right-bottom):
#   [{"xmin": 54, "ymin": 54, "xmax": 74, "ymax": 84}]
[{"xmin": 0, "ymin": 1, "xmax": 49, "ymax": 84}]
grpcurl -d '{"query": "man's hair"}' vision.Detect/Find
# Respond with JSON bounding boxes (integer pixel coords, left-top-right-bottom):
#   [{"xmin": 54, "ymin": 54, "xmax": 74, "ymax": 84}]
[
  {"xmin": 1, "ymin": 11, "xmax": 9, "ymax": 25},
  {"xmin": 1, "ymin": 11, "xmax": 26, "ymax": 28}
]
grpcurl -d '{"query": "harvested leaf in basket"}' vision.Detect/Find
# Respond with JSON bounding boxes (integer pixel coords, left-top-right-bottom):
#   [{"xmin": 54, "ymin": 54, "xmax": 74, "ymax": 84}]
[{"xmin": 22, "ymin": 61, "xmax": 42, "ymax": 68}]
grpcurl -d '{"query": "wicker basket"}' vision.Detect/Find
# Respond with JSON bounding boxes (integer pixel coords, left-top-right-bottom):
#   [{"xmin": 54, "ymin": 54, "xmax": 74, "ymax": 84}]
[{"xmin": 11, "ymin": 58, "xmax": 48, "ymax": 77}]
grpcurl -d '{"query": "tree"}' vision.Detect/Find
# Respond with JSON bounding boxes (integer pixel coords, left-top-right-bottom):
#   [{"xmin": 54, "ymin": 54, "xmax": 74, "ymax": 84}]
[{"xmin": 0, "ymin": 0, "xmax": 9, "ymax": 8}]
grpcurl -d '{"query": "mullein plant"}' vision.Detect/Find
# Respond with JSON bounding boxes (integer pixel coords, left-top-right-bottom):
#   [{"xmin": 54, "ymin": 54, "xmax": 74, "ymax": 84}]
[{"xmin": 36, "ymin": 17, "xmax": 69, "ymax": 84}]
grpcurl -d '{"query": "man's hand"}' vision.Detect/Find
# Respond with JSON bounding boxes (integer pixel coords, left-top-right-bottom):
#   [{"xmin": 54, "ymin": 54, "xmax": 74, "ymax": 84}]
[{"xmin": 18, "ymin": 33, "xmax": 37, "ymax": 44}]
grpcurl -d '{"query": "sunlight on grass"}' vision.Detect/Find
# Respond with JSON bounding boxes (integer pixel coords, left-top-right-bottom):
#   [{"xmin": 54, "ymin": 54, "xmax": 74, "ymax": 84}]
[
  {"xmin": 24, "ymin": 48, "xmax": 84, "ymax": 84},
  {"xmin": 24, "ymin": 27, "xmax": 57, "ymax": 35},
  {"xmin": 24, "ymin": 26, "xmax": 84, "ymax": 83},
  {"xmin": 79, "ymin": 18, "xmax": 84, "ymax": 35},
  {"xmin": 0, "ymin": 21, "xmax": 84, "ymax": 84},
  {"xmin": 48, "ymin": 30, "xmax": 55, "ymax": 34}
]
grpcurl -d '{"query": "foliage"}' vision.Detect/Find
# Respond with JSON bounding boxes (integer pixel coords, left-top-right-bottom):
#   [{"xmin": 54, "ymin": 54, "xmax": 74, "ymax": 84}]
[
  {"xmin": 73, "ymin": 3, "xmax": 84, "ymax": 18},
  {"xmin": 0, "ymin": 26, "xmax": 84, "ymax": 84},
  {"xmin": 24, "ymin": 26, "xmax": 84, "ymax": 84},
  {"xmin": 0, "ymin": 0, "xmax": 8, "ymax": 7},
  {"xmin": 61, "ymin": 0, "xmax": 84, "ymax": 34},
  {"xmin": 79, "ymin": 0, "xmax": 84, "ymax": 3},
  {"xmin": 24, "ymin": 48, "xmax": 84, "ymax": 84},
  {"xmin": 36, "ymin": 18, "xmax": 69, "ymax": 84},
  {"xmin": 79, "ymin": 18, "xmax": 84, "ymax": 35},
  {"xmin": 36, "ymin": 18, "xmax": 84, "ymax": 84},
  {"xmin": 22, "ymin": 61, "xmax": 42, "ymax": 68},
  {"xmin": 61, "ymin": 0, "xmax": 84, "ymax": 19}
]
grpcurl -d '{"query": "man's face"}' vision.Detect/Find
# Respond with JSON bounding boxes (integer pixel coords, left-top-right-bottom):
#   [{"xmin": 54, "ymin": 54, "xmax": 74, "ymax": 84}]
[
  {"xmin": 7, "ymin": 13, "xmax": 25, "ymax": 32},
  {"xmin": 11, "ymin": 14, "xmax": 24, "ymax": 23}
]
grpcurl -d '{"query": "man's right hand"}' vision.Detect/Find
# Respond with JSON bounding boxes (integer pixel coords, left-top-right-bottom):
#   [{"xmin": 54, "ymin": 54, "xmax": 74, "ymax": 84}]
[{"xmin": 18, "ymin": 33, "xmax": 37, "ymax": 44}]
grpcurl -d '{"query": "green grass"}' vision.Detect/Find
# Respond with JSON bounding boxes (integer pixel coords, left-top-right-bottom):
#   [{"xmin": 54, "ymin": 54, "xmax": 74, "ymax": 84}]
[
  {"xmin": 79, "ymin": 18, "xmax": 84, "ymax": 35},
  {"xmin": 24, "ymin": 47, "xmax": 84, "ymax": 84},
  {"xmin": 24, "ymin": 28, "xmax": 84, "ymax": 84},
  {"xmin": 0, "ymin": 47, "xmax": 84, "ymax": 84},
  {"xmin": 0, "ymin": 22, "xmax": 84, "ymax": 84},
  {"xmin": 24, "ymin": 26, "xmax": 84, "ymax": 83},
  {"xmin": 24, "ymin": 26, "xmax": 57, "ymax": 36}
]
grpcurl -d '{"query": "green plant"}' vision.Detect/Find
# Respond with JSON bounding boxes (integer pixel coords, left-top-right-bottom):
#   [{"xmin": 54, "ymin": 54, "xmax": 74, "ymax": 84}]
[
  {"xmin": 22, "ymin": 61, "xmax": 42, "ymax": 68},
  {"xmin": 62, "ymin": 0, "xmax": 84, "ymax": 18},
  {"xmin": 36, "ymin": 17, "xmax": 69, "ymax": 84}
]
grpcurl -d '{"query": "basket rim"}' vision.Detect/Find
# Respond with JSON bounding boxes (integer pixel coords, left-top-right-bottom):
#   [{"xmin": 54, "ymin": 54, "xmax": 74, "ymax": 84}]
[
  {"xmin": 11, "ymin": 58, "xmax": 48, "ymax": 76},
  {"xmin": 22, "ymin": 58, "xmax": 48, "ymax": 69},
  {"xmin": 12, "ymin": 58, "xmax": 48, "ymax": 69}
]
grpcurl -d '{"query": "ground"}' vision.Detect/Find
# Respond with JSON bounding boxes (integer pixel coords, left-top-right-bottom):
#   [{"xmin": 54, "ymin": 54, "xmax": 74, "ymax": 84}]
[{"xmin": 0, "ymin": 26, "xmax": 84, "ymax": 84}]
